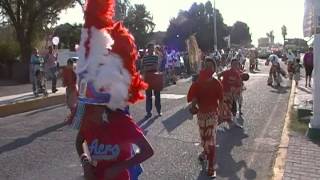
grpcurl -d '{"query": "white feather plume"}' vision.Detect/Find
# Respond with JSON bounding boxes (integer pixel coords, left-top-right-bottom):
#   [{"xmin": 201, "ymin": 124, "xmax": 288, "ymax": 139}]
[{"xmin": 76, "ymin": 27, "xmax": 131, "ymax": 110}]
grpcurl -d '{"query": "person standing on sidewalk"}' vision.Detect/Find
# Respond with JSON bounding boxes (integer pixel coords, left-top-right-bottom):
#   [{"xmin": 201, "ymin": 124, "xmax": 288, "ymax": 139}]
[
  {"xmin": 142, "ymin": 43, "xmax": 162, "ymax": 118},
  {"xmin": 293, "ymin": 58, "xmax": 303, "ymax": 86},
  {"xmin": 30, "ymin": 48, "xmax": 43, "ymax": 95},
  {"xmin": 287, "ymin": 51, "xmax": 296, "ymax": 80},
  {"xmin": 303, "ymin": 47, "xmax": 314, "ymax": 87},
  {"xmin": 44, "ymin": 46, "xmax": 58, "ymax": 93},
  {"xmin": 187, "ymin": 57, "xmax": 223, "ymax": 178}
]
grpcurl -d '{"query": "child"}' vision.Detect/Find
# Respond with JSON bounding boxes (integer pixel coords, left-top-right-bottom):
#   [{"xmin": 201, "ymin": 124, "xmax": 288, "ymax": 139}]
[
  {"xmin": 293, "ymin": 58, "xmax": 303, "ymax": 86},
  {"xmin": 62, "ymin": 59, "xmax": 77, "ymax": 124}
]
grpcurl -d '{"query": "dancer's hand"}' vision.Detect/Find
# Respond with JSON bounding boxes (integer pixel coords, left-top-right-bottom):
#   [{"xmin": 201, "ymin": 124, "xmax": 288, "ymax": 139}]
[{"xmin": 83, "ymin": 163, "xmax": 95, "ymax": 180}]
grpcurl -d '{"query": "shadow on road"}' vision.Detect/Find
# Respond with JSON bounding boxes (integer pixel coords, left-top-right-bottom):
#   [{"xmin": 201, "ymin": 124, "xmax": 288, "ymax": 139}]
[
  {"xmin": 139, "ymin": 116, "xmax": 159, "ymax": 129},
  {"xmin": 162, "ymin": 105, "xmax": 193, "ymax": 133},
  {"xmin": 197, "ymin": 128, "xmax": 256, "ymax": 180},
  {"xmin": 0, "ymin": 122, "xmax": 66, "ymax": 154},
  {"xmin": 297, "ymin": 86, "xmax": 312, "ymax": 94},
  {"xmin": 25, "ymin": 104, "xmax": 65, "ymax": 116}
]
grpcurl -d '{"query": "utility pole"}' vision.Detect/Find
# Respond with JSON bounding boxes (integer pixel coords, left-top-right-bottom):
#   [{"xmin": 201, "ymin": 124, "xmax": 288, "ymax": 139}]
[{"xmin": 213, "ymin": 0, "xmax": 218, "ymax": 51}]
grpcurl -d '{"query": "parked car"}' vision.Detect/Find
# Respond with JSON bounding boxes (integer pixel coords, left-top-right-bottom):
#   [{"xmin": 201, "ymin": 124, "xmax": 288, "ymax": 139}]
[{"xmin": 57, "ymin": 49, "xmax": 78, "ymax": 67}]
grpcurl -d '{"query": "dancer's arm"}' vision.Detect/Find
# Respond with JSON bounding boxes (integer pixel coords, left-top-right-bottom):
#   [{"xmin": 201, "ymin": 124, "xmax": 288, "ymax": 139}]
[{"xmin": 76, "ymin": 132, "xmax": 96, "ymax": 180}]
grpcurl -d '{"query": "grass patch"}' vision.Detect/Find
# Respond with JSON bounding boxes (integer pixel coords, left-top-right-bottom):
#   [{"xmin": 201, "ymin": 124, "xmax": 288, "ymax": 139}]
[{"xmin": 288, "ymin": 107, "xmax": 309, "ymax": 134}]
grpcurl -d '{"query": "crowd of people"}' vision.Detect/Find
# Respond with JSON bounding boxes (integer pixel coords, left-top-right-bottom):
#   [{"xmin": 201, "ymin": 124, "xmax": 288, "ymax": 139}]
[{"xmin": 184, "ymin": 46, "xmax": 314, "ymax": 178}]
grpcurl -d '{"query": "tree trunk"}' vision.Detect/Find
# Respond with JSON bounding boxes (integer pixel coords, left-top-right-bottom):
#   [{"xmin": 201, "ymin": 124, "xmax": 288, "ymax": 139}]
[{"xmin": 12, "ymin": 30, "xmax": 33, "ymax": 83}]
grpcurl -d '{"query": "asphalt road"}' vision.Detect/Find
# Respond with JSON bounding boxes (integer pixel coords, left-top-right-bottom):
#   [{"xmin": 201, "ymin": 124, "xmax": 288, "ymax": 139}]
[{"xmin": 0, "ymin": 60, "xmax": 291, "ymax": 180}]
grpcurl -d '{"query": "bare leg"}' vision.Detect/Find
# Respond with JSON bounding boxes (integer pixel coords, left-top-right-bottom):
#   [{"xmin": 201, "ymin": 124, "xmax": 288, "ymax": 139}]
[{"xmin": 207, "ymin": 145, "xmax": 216, "ymax": 177}]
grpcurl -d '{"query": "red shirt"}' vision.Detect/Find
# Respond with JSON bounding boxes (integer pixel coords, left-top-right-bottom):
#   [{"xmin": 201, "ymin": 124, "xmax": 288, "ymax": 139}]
[
  {"xmin": 62, "ymin": 67, "xmax": 77, "ymax": 90},
  {"xmin": 187, "ymin": 70, "xmax": 223, "ymax": 113},
  {"xmin": 220, "ymin": 69, "xmax": 242, "ymax": 92},
  {"xmin": 80, "ymin": 107, "xmax": 144, "ymax": 180}
]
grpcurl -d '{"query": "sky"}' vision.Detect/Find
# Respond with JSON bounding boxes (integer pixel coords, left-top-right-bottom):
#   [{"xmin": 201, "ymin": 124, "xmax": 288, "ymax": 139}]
[{"xmin": 58, "ymin": 0, "xmax": 305, "ymax": 46}]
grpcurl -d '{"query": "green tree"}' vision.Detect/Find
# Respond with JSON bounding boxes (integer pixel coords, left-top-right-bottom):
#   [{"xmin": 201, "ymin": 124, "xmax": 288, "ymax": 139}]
[
  {"xmin": 281, "ymin": 25, "xmax": 287, "ymax": 45},
  {"xmin": 266, "ymin": 30, "xmax": 275, "ymax": 44},
  {"xmin": 54, "ymin": 23, "xmax": 82, "ymax": 50},
  {"xmin": 124, "ymin": 4, "xmax": 155, "ymax": 49},
  {"xmin": 75, "ymin": 0, "xmax": 131, "ymax": 20},
  {"xmin": 164, "ymin": 1, "xmax": 229, "ymax": 51},
  {"xmin": 0, "ymin": 0, "xmax": 76, "ymax": 81},
  {"xmin": 230, "ymin": 21, "xmax": 252, "ymax": 46}
]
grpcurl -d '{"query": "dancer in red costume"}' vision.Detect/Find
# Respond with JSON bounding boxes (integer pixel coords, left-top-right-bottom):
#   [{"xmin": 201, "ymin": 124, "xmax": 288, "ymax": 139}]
[
  {"xmin": 187, "ymin": 57, "xmax": 223, "ymax": 178},
  {"xmin": 218, "ymin": 59, "xmax": 243, "ymax": 128},
  {"xmin": 62, "ymin": 59, "xmax": 78, "ymax": 124},
  {"xmin": 73, "ymin": 0, "xmax": 154, "ymax": 179}
]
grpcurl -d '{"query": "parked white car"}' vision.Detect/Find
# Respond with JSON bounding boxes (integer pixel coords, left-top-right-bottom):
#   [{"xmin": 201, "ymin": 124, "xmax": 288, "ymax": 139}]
[{"xmin": 57, "ymin": 49, "xmax": 78, "ymax": 67}]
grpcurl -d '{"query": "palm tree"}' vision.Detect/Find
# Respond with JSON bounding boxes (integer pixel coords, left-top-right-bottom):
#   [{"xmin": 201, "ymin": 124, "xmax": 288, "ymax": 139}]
[
  {"xmin": 124, "ymin": 4, "xmax": 155, "ymax": 48},
  {"xmin": 266, "ymin": 30, "xmax": 275, "ymax": 45},
  {"xmin": 281, "ymin": 25, "xmax": 287, "ymax": 45}
]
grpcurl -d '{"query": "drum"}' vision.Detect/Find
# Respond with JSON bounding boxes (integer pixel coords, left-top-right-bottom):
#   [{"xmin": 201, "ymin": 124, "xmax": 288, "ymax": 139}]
[
  {"xmin": 144, "ymin": 72, "xmax": 164, "ymax": 91},
  {"xmin": 241, "ymin": 73, "xmax": 250, "ymax": 81}
]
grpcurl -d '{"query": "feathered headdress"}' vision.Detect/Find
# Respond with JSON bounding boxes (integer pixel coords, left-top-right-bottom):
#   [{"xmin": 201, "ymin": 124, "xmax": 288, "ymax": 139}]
[{"xmin": 76, "ymin": 0, "xmax": 148, "ymax": 110}]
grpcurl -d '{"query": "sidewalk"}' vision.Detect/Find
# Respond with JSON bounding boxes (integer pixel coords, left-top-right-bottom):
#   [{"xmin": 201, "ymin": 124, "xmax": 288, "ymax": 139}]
[
  {"xmin": 0, "ymin": 75, "xmax": 192, "ymax": 117},
  {"xmin": 282, "ymin": 74, "xmax": 320, "ymax": 179},
  {"xmin": 0, "ymin": 80, "xmax": 65, "ymax": 117},
  {"xmin": 0, "ymin": 79, "xmax": 62, "ymax": 97}
]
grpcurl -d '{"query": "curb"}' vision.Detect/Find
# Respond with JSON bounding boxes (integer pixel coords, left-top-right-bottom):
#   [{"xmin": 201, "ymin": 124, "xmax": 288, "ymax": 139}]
[
  {"xmin": 0, "ymin": 93, "xmax": 65, "ymax": 117},
  {"xmin": 272, "ymin": 81, "xmax": 296, "ymax": 180}
]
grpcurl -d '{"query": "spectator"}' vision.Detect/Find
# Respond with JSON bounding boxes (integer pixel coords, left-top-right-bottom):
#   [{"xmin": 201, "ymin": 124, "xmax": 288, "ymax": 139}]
[
  {"xmin": 303, "ymin": 47, "xmax": 314, "ymax": 87},
  {"xmin": 293, "ymin": 58, "xmax": 303, "ymax": 86},
  {"xmin": 155, "ymin": 46, "xmax": 165, "ymax": 72},
  {"xmin": 44, "ymin": 46, "xmax": 58, "ymax": 93},
  {"xmin": 30, "ymin": 48, "xmax": 41, "ymax": 95},
  {"xmin": 166, "ymin": 49, "xmax": 177, "ymax": 84},
  {"xmin": 287, "ymin": 51, "xmax": 296, "ymax": 80},
  {"xmin": 141, "ymin": 43, "xmax": 162, "ymax": 118}
]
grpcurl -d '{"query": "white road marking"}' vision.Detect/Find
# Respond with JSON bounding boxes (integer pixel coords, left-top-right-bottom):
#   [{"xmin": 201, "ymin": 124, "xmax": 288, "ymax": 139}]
[
  {"xmin": 249, "ymin": 73, "xmax": 269, "ymax": 77},
  {"xmin": 160, "ymin": 94, "xmax": 186, "ymax": 99}
]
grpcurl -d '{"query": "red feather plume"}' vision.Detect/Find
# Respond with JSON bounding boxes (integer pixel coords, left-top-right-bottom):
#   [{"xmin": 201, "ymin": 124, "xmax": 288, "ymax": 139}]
[
  {"xmin": 83, "ymin": 0, "xmax": 148, "ymax": 104},
  {"xmin": 84, "ymin": 0, "xmax": 115, "ymax": 29}
]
